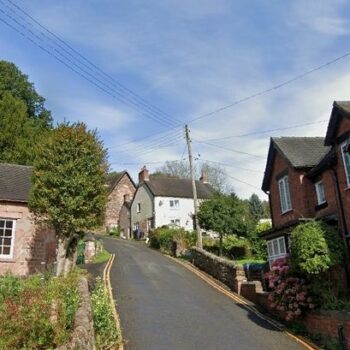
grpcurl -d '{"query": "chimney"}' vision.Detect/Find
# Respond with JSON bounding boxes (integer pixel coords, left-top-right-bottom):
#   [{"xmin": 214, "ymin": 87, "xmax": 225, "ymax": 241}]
[
  {"xmin": 200, "ymin": 171, "xmax": 208, "ymax": 184},
  {"xmin": 138, "ymin": 166, "xmax": 149, "ymax": 183},
  {"xmin": 123, "ymin": 194, "xmax": 130, "ymax": 203}
]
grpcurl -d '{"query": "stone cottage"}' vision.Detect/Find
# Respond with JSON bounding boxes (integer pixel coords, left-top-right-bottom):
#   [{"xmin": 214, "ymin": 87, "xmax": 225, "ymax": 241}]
[
  {"xmin": 105, "ymin": 171, "xmax": 136, "ymax": 230},
  {"xmin": 0, "ymin": 163, "xmax": 56, "ymax": 276}
]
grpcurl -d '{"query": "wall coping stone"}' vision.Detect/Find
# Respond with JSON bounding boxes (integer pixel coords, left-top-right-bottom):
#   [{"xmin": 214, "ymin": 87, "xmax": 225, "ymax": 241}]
[{"xmin": 56, "ymin": 276, "xmax": 95, "ymax": 350}]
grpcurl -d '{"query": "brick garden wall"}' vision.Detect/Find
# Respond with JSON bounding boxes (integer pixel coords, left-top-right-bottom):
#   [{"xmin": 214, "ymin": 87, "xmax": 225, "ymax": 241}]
[{"xmin": 0, "ymin": 201, "xmax": 56, "ymax": 276}]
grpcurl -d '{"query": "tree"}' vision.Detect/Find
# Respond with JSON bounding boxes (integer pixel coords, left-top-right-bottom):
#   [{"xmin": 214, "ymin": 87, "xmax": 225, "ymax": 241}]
[
  {"xmin": 0, "ymin": 60, "xmax": 52, "ymax": 126},
  {"xmin": 155, "ymin": 160, "xmax": 231, "ymax": 193},
  {"xmin": 248, "ymin": 193, "xmax": 264, "ymax": 222},
  {"xmin": 0, "ymin": 61, "xmax": 52, "ymax": 164},
  {"xmin": 29, "ymin": 123, "xmax": 108, "ymax": 276},
  {"xmin": 198, "ymin": 194, "xmax": 248, "ymax": 255}
]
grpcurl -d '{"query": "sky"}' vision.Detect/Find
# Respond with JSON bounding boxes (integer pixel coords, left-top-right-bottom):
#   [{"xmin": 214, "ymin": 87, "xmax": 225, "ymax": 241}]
[{"xmin": 1, "ymin": 0, "xmax": 350, "ymax": 199}]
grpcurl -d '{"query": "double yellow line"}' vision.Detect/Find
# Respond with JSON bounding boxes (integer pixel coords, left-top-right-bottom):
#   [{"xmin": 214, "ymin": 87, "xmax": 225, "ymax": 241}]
[
  {"xmin": 167, "ymin": 256, "xmax": 318, "ymax": 350},
  {"xmin": 103, "ymin": 253, "xmax": 124, "ymax": 350}
]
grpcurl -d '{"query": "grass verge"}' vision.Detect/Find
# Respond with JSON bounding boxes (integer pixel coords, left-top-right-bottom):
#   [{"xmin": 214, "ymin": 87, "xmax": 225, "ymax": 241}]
[{"xmin": 92, "ymin": 248, "xmax": 111, "ymax": 264}]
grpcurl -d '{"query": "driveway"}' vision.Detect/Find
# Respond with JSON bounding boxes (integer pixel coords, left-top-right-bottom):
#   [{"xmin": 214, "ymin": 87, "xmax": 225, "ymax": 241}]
[{"xmin": 102, "ymin": 237, "xmax": 305, "ymax": 350}]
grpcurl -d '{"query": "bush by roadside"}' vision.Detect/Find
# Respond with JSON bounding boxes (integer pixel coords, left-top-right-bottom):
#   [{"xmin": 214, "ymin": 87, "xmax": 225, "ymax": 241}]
[
  {"xmin": 92, "ymin": 278, "xmax": 121, "ymax": 350},
  {"xmin": 0, "ymin": 270, "xmax": 81, "ymax": 349}
]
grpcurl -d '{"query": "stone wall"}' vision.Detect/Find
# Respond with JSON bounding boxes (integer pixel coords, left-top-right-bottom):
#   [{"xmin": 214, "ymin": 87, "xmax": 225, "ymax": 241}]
[
  {"xmin": 0, "ymin": 201, "xmax": 56, "ymax": 276},
  {"xmin": 190, "ymin": 247, "xmax": 246, "ymax": 293},
  {"xmin": 105, "ymin": 174, "xmax": 136, "ymax": 229}
]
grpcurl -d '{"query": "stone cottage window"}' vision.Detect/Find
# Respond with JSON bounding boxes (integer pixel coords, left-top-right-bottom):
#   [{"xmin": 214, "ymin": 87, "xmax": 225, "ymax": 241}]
[
  {"xmin": 278, "ymin": 175, "xmax": 292, "ymax": 213},
  {"xmin": 137, "ymin": 203, "xmax": 141, "ymax": 213},
  {"xmin": 341, "ymin": 141, "xmax": 350, "ymax": 187},
  {"xmin": 0, "ymin": 219, "xmax": 15, "ymax": 258}
]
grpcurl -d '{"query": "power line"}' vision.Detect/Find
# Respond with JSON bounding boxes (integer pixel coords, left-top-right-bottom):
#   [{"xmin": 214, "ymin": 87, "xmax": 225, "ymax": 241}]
[
  {"xmin": 194, "ymin": 140, "xmax": 266, "ymax": 158},
  {"xmin": 0, "ymin": 2, "xmax": 179, "ymax": 128},
  {"xmin": 197, "ymin": 158, "xmax": 263, "ymax": 173},
  {"xmin": 226, "ymin": 173, "xmax": 262, "ymax": 191},
  {"xmin": 187, "ymin": 53, "xmax": 350, "ymax": 125},
  {"xmin": 195, "ymin": 119, "xmax": 328, "ymax": 142}
]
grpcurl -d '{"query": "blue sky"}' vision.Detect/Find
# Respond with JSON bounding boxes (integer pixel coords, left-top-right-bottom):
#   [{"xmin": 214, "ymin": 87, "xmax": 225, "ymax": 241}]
[{"xmin": 1, "ymin": 0, "xmax": 350, "ymax": 198}]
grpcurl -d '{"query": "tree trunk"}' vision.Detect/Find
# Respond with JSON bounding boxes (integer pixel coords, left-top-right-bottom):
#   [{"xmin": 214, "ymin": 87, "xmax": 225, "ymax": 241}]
[
  {"xmin": 56, "ymin": 238, "xmax": 67, "ymax": 277},
  {"xmin": 219, "ymin": 234, "xmax": 223, "ymax": 256},
  {"xmin": 63, "ymin": 237, "xmax": 78, "ymax": 277}
]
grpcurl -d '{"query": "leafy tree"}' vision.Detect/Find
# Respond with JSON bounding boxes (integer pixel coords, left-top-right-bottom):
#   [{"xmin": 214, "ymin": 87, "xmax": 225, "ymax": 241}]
[
  {"xmin": 248, "ymin": 193, "xmax": 264, "ymax": 222},
  {"xmin": 0, "ymin": 60, "xmax": 52, "ymax": 125},
  {"xmin": 290, "ymin": 221, "xmax": 344, "ymax": 275},
  {"xmin": 0, "ymin": 61, "xmax": 52, "ymax": 164},
  {"xmin": 262, "ymin": 200, "xmax": 271, "ymax": 218},
  {"xmin": 198, "ymin": 194, "xmax": 248, "ymax": 255},
  {"xmin": 29, "ymin": 123, "xmax": 108, "ymax": 276},
  {"xmin": 155, "ymin": 160, "xmax": 231, "ymax": 193}
]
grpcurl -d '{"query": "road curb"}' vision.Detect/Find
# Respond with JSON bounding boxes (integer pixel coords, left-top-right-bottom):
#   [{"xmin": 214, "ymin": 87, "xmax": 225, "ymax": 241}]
[
  {"xmin": 103, "ymin": 253, "xmax": 124, "ymax": 350},
  {"xmin": 165, "ymin": 254, "xmax": 320, "ymax": 350}
]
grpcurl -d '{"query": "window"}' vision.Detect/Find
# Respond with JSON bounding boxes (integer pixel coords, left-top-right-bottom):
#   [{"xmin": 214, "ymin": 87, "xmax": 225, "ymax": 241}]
[
  {"xmin": 170, "ymin": 219, "xmax": 181, "ymax": 226},
  {"xmin": 169, "ymin": 200, "xmax": 179, "ymax": 209},
  {"xmin": 315, "ymin": 180, "xmax": 326, "ymax": 205},
  {"xmin": 341, "ymin": 142, "xmax": 350, "ymax": 187},
  {"xmin": 0, "ymin": 219, "xmax": 15, "ymax": 258},
  {"xmin": 137, "ymin": 203, "xmax": 141, "ymax": 213},
  {"xmin": 267, "ymin": 237, "xmax": 286, "ymax": 264},
  {"xmin": 278, "ymin": 175, "xmax": 292, "ymax": 213}
]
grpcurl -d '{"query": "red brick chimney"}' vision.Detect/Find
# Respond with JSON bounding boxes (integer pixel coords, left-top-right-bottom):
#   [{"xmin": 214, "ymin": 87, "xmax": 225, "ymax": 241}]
[
  {"xmin": 200, "ymin": 171, "xmax": 208, "ymax": 184},
  {"xmin": 138, "ymin": 166, "xmax": 149, "ymax": 183}
]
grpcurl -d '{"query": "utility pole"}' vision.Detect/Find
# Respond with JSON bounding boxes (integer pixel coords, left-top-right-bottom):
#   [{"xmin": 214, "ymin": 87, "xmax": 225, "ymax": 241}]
[{"xmin": 185, "ymin": 124, "xmax": 202, "ymax": 249}]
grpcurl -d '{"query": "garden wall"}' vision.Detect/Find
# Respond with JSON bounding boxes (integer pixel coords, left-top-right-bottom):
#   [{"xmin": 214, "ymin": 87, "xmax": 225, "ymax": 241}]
[{"xmin": 190, "ymin": 247, "xmax": 246, "ymax": 293}]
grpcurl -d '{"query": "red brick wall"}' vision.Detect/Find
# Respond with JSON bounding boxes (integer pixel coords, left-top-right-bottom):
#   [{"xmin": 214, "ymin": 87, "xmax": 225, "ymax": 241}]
[
  {"xmin": 105, "ymin": 174, "xmax": 136, "ymax": 229},
  {"xmin": 269, "ymin": 152, "xmax": 310, "ymax": 227},
  {"xmin": 0, "ymin": 201, "xmax": 56, "ymax": 276}
]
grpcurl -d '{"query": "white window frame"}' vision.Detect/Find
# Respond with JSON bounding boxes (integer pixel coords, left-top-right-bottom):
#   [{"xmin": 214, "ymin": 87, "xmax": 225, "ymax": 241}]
[
  {"xmin": 137, "ymin": 203, "xmax": 141, "ymax": 213},
  {"xmin": 267, "ymin": 237, "xmax": 287, "ymax": 265},
  {"xmin": 0, "ymin": 218, "xmax": 16, "ymax": 259},
  {"xmin": 315, "ymin": 180, "xmax": 326, "ymax": 205},
  {"xmin": 278, "ymin": 175, "xmax": 292, "ymax": 214},
  {"xmin": 169, "ymin": 199, "xmax": 180, "ymax": 209},
  {"xmin": 341, "ymin": 141, "xmax": 350, "ymax": 187},
  {"xmin": 170, "ymin": 218, "xmax": 181, "ymax": 226}
]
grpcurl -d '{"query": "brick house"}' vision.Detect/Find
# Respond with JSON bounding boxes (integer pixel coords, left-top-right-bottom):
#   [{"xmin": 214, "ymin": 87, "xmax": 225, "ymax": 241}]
[
  {"xmin": 0, "ymin": 163, "xmax": 56, "ymax": 276},
  {"xmin": 261, "ymin": 101, "xmax": 350, "ymax": 266},
  {"xmin": 104, "ymin": 171, "xmax": 136, "ymax": 230},
  {"xmin": 129, "ymin": 166, "xmax": 215, "ymax": 235}
]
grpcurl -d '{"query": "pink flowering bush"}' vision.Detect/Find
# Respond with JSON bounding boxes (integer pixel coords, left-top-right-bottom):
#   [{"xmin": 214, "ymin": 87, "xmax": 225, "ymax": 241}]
[{"xmin": 266, "ymin": 258, "xmax": 315, "ymax": 321}]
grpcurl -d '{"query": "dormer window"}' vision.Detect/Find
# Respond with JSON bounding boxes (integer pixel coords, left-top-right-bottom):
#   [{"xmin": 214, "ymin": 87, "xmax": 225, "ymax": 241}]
[
  {"xmin": 341, "ymin": 141, "xmax": 350, "ymax": 187},
  {"xmin": 315, "ymin": 180, "xmax": 326, "ymax": 205},
  {"xmin": 278, "ymin": 175, "xmax": 292, "ymax": 213}
]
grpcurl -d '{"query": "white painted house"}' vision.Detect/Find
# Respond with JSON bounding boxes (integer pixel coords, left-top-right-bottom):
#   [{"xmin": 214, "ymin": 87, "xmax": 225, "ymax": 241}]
[{"xmin": 130, "ymin": 167, "xmax": 215, "ymax": 235}]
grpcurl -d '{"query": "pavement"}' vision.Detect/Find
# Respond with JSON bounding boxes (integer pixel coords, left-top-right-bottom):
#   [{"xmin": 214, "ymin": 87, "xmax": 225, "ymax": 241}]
[{"xmin": 102, "ymin": 237, "xmax": 306, "ymax": 350}]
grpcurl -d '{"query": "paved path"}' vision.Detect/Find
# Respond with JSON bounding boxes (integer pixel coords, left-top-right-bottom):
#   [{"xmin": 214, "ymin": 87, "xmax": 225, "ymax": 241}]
[{"xmin": 103, "ymin": 237, "xmax": 305, "ymax": 350}]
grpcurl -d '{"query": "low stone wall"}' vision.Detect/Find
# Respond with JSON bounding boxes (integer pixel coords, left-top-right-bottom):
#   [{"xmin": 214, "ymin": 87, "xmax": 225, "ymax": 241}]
[
  {"xmin": 56, "ymin": 277, "xmax": 95, "ymax": 350},
  {"xmin": 190, "ymin": 247, "xmax": 246, "ymax": 293}
]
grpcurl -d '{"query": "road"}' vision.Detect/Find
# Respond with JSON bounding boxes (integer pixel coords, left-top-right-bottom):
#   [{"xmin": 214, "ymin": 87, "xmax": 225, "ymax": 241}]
[{"xmin": 102, "ymin": 237, "xmax": 305, "ymax": 350}]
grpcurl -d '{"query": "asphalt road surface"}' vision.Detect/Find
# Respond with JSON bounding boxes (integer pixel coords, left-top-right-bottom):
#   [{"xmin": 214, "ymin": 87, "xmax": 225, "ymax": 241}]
[{"xmin": 102, "ymin": 237, "xmax": 305, "ymax": 350}]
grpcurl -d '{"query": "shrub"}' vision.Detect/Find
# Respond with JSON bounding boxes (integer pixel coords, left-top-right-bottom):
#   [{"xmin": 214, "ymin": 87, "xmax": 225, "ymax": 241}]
[
  {"xmin": 92, "ymin": 278, "xmax": 121, "ymax": 349},
  {"xmin": 222, "ymin": 235, "xmax": 251, "ymax": 258},
  {"xmin": 290, "ymin": 221, "xmax": 344, "ymax": 275},
  {"xmin": 109, "ymin": 226, "xmax": 120, "ymax": 237},
  {"xmin": 0, "ymin": 270, "xmax": 80, "ymax": 349},
  {"xmin": 266, "ymin": 258, "xmax": 315, "ymax": 321}
]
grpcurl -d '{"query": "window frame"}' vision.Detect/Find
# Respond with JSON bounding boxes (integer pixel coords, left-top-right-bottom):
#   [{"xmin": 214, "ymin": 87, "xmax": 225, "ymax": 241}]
[
  {"xmin": 169, "ymin": 199, "xmax": 180, "ymax": 209},
  {"xmin": 0, "ymin": 218, "xmax": 16, "ymax": 259},
  {"xmin": 341, "ymin": 141, "xmax": 350, "ymax": 188},
  {"xmin": 315, "ymin": 180, "xmax": 327, "ymax": 205},
  {"xmin": 267, "ymin": 236, "xmax": 287, "ymax": 264},
  {"xmin": 278, "ymin": 175, "xmax": 292, "ymax": 214},
  {"xmin": 136, "ymin": 203, "xmax": 141, "ymax": 213}
]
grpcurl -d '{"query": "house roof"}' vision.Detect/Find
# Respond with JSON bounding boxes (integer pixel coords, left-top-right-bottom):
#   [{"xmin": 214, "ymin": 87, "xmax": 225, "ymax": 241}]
[
  {"xmin": 0, "ymin": 163, "xmax": 33, "ymax": 202},
  {"xmin": 143, "ymin": 175, "xmax": 215, "ymax": 199},
  {"xmin": 306, "ymin": 147, "xmax": 337, "ymax": 178},
  {"xmin": 325, "ymin": 101, "xmax": 350, "ymax": 146},
  {"xmin": 262, "ymin": 137, "xmax": 330, "ymax": 192},
  {"xmin": 107, "ymin": 171, "xmax": 136, "ymax": 193}
]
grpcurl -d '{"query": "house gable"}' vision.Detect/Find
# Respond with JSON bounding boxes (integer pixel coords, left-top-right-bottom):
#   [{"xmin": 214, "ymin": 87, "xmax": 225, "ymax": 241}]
[{"xmin": 325, "ymin": 101, "xmax": 350, "ymax": 146}]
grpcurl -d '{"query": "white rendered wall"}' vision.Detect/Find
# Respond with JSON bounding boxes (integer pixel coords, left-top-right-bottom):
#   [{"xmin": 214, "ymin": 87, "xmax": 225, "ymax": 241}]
[{"xmin": 154, "ymin": 196, "xmax": 196, "ymax": 231}]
